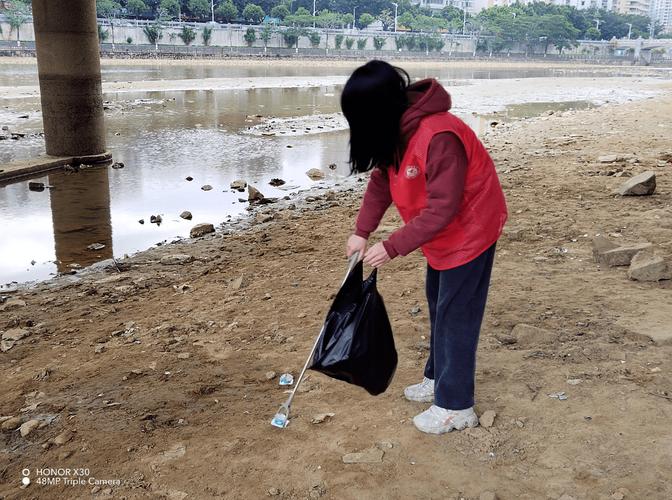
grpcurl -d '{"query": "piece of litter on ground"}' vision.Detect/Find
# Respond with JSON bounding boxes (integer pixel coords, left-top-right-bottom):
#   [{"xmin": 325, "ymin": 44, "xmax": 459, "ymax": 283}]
[
  {"xmin": 279, "ymin": 373, "xmax": 294, "ymax": 386},
  {"xmin": 548, "ymin": 391, "xmax": 568, "ymax": 400}
]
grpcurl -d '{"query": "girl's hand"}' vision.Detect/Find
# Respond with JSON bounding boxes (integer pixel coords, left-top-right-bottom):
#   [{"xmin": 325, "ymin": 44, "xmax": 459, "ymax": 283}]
[
  {"xmin": 346, "ymin": 234, "xmax": 367, "ymax": 260},
  {"xmin": 364, "ymin": 242, "xmax": 390, "ymax": 268}
]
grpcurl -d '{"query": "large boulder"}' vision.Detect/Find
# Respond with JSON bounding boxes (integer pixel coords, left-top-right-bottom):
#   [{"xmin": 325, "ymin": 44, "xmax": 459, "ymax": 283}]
[
  {"xmin": 230, "ymin": 179, "xmax": 247, "ymax": 191},
  {"xmin": 248, "ymin": 185, "xmax": 265, "ymax": 202},
  {"xmin": 616, "ymin": 171, "xmax": 656, "ymax": 196},
  {"xmin": 628, "ymin": 251, "xmax": 671, "ymax": 282},
  {"xmin": 592, "ymin": 236, "xmax": 653, "ymax": 267}
]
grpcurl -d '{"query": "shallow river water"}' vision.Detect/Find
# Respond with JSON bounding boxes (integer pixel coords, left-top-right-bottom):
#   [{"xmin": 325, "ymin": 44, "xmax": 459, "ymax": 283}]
[{"xmin": 0, "ymin": 61, "xmax": 670, "ymax": 285}]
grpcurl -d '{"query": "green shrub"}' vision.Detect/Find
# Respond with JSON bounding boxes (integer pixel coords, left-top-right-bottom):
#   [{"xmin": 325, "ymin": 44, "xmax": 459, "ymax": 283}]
[{"xmin": 244, "ymin": 27, "xmax": 256, "ymax": 46}]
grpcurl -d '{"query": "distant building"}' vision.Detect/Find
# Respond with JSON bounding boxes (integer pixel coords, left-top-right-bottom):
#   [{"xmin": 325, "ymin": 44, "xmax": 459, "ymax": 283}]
[
  {"xmin": 651, "ymin": 0, "xmax": 672, "ymax": 33},
  {"xmin": 615, "ymin": 0, "xmax": 651, "ymax": 16}
]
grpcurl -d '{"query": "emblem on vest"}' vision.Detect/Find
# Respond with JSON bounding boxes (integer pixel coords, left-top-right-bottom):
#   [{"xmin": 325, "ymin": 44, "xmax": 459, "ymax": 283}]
[{"xmin": 405, "ymin": 165, "xmax": 419, "ymax": 180}]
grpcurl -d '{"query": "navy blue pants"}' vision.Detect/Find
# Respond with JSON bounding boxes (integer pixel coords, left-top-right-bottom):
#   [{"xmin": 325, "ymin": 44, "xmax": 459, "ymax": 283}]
[{"xmin": 423, "ymin": 244, "xmax": 496, "ymax": 410}]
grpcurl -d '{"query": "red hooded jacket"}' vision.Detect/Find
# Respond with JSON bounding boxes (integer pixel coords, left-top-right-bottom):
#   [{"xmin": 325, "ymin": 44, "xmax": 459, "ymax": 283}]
[{"xmin": 354, "ymin": 79, "xmax": 507, "ymax": 269}]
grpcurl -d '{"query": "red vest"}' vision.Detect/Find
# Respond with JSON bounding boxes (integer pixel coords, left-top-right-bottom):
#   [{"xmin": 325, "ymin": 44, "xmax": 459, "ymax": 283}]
[{"xmin": 388, "ymin": 112, "xmax": 508, "ymax": 270}]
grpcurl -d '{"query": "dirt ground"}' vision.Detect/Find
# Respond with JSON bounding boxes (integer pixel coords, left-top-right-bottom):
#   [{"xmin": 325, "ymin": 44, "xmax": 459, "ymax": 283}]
[{"xmin": 1, "ymin": 86, "xmax": 672, "ymax": 500}]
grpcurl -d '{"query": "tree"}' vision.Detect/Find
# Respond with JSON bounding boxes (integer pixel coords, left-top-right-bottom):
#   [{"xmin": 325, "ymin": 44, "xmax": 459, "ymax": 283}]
[
  {"xmin": 216, "ymin": 1, "xmax": 238, "ymax": 23},
  {"xmin": 242, "ymin": 4, "xmax": 265, "ymax": 24},
  {"xmin": 342, "ymin": 13, "xmax": 354, "ymax": 28},
  {"xmin": 316, "ymin": 10, "xmax": 345, "ymax": 52},
  {"xmin": 359, "ymin": 13, "xmax": 375, "ymax": 29},
  {"xmin": 270, "ymin": 4, "xmax": 290, "ymax": 20},
  {"xmin": 244, "ymin": 27, "xmax": 256, "ymax": 45},
  {"xmin": 158, "ymin": 0, "xmax": 179, "ymax": 19},
  {"xmin": 260, "ymin": 24, "xmax": 273, "ymax": 52},
  {"xmin": 96, "ymin": 0, "xmax": 121, "ymax": 48},
  {"xmin": 345, "ymin": 37, "xmax": 355, "ymax": 49},
  {"xmin": 394, "ymin": 35, "xmax": 405, "ymax": 50},
  {"xmin": 127, "ymin": 36, "xmax": 134, "ymax": 44},
  {"xmin": 357, "ymin": 38, "xmax": 367, "ymax": 49},
  {"xmin": 127, "ymin": 0, "xmax": 148, "ymax": 18},
  {"xmin": 307, "ymin": 31, "xmax": 320, "ymax": 47},
  {"xmin": 98, "ymin": 25, "xmax": 110, "ymax": 43},
  {"xmin": 378, "ymin": 9, "xmax": 394, "ymax": 31},
  {"xmin": 178, "ymin": 26, "xmax": 197, "ymax": 45},
  {"xmin": 285, "ymin": 9, "xmax": 314, "ymax": 27},
  {"xmin": 187, "ymin": 0, "xmax": 210, "ymax": 20},
  {"xmin": 282, "ymin": 27, "xmax": 304, "ymax": 51},
  {"xmin": 5, "ymin": 0, "xmax": 29, "ymax": 46},
  {"xmin": 398, "ymin": 12, "xmax": 414, "ymax": 30},
  {"xmin": 335, "ymin": 33, "xmax": 344, "ymax": 49},
  {"xmin": 202, "ymin": 26, "xmax": 213, "ymax": 45},
  {"xmin": 143, "ymin": 23, "xmax": 163, "ymax": 50},
  {"xmin": 585, "ymin": 27, "xmax": 601, "ymax": 40},
  {"xmin": 373, "ymin": 36, "xmax": 386, "ymax": 50}
]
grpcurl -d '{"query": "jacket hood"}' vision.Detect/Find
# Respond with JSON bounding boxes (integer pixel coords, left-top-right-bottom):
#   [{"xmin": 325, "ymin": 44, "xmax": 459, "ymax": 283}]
[{"xmin": 400, "ymin": 79, "xmax": 452, "ymax": 143}]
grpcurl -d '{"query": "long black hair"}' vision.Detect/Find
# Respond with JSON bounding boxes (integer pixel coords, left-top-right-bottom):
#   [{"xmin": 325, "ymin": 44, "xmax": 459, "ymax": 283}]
[{"xmin": 341, "ymin": 60, "xmax": 410, "ymax": 174}]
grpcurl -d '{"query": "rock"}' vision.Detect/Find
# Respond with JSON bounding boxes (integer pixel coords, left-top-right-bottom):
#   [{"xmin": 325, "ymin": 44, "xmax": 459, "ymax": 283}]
[
  {"xmin": 185, "ymin": 176, "xmax": 193, "ymax": 181},
  {"xmin": 558, "ymin": 495, "xmax": 576, "ymax": 500},
  {"xmin": 595, "ymin": 242, "xmax": 653, "ymax": 267},
  {"xmin": 479, "ymin": 410, "xmax": 496, "ymax": 428},
  {"xmin": 201, "ymin": 185, "xmax": 213, "ymax": 191},
  {"xmin": 328, "ymin": 163, "xmax": 337, "ymax": 170},
  {"xmin": 628, "ymin": 251, "xmax": 671, "ymax": 282},
  {"xmin": 54, "ymin": 430, "xmax": 74, "ymax": 445},
  {"xmin": 111, "ymin": 161, "xmax": 124, "ymax": 169},
  {"xmin": 177, "ymin": 353, "xmax": 191, "ymax": 360},
  {"xmin": 28, "ymin": 182, "xmax": 45, "ymax": 192},
  {"xmin": 0, "ymin": 340, "xmax": 14, "ymax": 352},
  {"xmin": 611, "ymin": 487, "xmax": 630, "ymax": 500},
  {"xmin": 566, "ymin": 379, "xmax": 583, "ymax": 385},
  {"xmin": 87, "ymin": 243, "xmax": 106, "ymax": 251},
  {"xmin": 269, "ymin": 178, "xmax": 285, "ymax": 187},
  {"xmin": 1, "ymin": 416, "xmax": 22, "ymax": 431},
  {"xmin": 94, "ymin": 344, "xmax": 106, "ymax": 354},
  {"xmin": 306, "ymin": 168, "xmax": 325, "ymax": 181},
  {"xmin": 230, "ymin": 275, "xmax": 245, "ymax": 290},
  {"xmin": 20, "ymin": 419, "xmax": 40, "ymax": 437},
  {"xmin": 0, "ymin": 297, "xmax": 27, "ymax": 311},
  {"xmin": 230, "ymin": 179, "xmax": 247, "ymax": 191},
  {"xmin": 511, "ymin": 324, "xmax": 556, "ymax": 347},
  {"xmin": 179, "ymin": 211, "xmax": 192, "ymax": 220},
  {"xmin": 150, "ymin": 215, "xmax": 162, "ymax": 225},
  {"xmin": 592, "ymin": 236, "xmax": 619, "ymax": 262},
  {"xmin": 503, "ymin": 226, "xmax": 526, "ymax": 241},
  {"xmin": 342, "ymin": 447, "xmax": 384, "ymax": 464},
  {"xmin": 268, "ymin": 487, "xmax": 280, "ymax": 496},
  {"xmin": 160, "ymin": 254, "xmax": 193, "ymax": 265},
  {"xmin": 598, "ymin": 154, "xmax": 624, "ymax": 163},
  {"xmin": 2, "ymin": 328, "xmax": 30, "ymax": 341},
  {"xmin": 138, "ymin": 219, "xmax": 145, "ymax": 224},
  {"xmin": 190, "ymin": 223, "xmax": 215, "ymax": 238},
  {"xmin": 311, "ymin": 413, "xmax": 335, "ymax": 424},
  {"xmin": 495, "ymin": 334, "xmax": 517, "ymax": 345},
  {"xmin": 616, "ymin": 171, "xmax": 656, "ymax": 196},
  {"xmin": 480, "ymin": 492, "xmax": 498, "ymax": 500},
  {"xmin": 248, "ymin": 185, "xmax": 265, "ymax": 202}
]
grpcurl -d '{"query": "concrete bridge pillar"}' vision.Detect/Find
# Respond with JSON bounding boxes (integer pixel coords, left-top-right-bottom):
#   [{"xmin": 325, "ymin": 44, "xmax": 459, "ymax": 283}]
[{"xmin": 31, "ymin": 0, "xmax": 106, "ymax": 157}]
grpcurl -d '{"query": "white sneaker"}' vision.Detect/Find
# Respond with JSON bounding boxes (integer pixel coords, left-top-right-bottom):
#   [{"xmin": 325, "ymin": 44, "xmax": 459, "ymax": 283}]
[
  {"xmin": 413, "ymin": 405, "xmax": 479, "ymax": 434},
  {"xmin": 403, "ymin": 377, "xmax": 435, "ymax": 402}
]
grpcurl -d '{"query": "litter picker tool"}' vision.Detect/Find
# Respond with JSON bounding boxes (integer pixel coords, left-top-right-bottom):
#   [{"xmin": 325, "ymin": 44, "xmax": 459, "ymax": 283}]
[{"xmin": 271, "ymin": 252, "xmax": 361, "ymax": 429}]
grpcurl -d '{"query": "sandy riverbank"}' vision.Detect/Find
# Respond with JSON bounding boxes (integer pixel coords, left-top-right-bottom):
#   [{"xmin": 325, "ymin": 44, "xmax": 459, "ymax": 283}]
[{"xmin": 1, "ymin": 91, "xmax": 672, "ymax": 499}]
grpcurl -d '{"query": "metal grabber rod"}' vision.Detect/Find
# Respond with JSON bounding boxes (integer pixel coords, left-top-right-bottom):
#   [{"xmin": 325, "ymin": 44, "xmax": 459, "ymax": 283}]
[{"xmin": 271, "ymin": 252, "xmax": 361, "ymax": 428}]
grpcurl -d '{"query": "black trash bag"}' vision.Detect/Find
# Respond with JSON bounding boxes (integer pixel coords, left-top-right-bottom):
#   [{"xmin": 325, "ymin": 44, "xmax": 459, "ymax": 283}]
[{"xmin": 309, "ymin": 261, "xmax": 397, "ymax": 396}]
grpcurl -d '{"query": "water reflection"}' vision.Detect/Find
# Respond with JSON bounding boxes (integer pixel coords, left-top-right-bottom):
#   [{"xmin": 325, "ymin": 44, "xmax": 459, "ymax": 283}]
[{"xmin": 49, "ymin": 167, "xmax": 113, "ymax": 272}]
